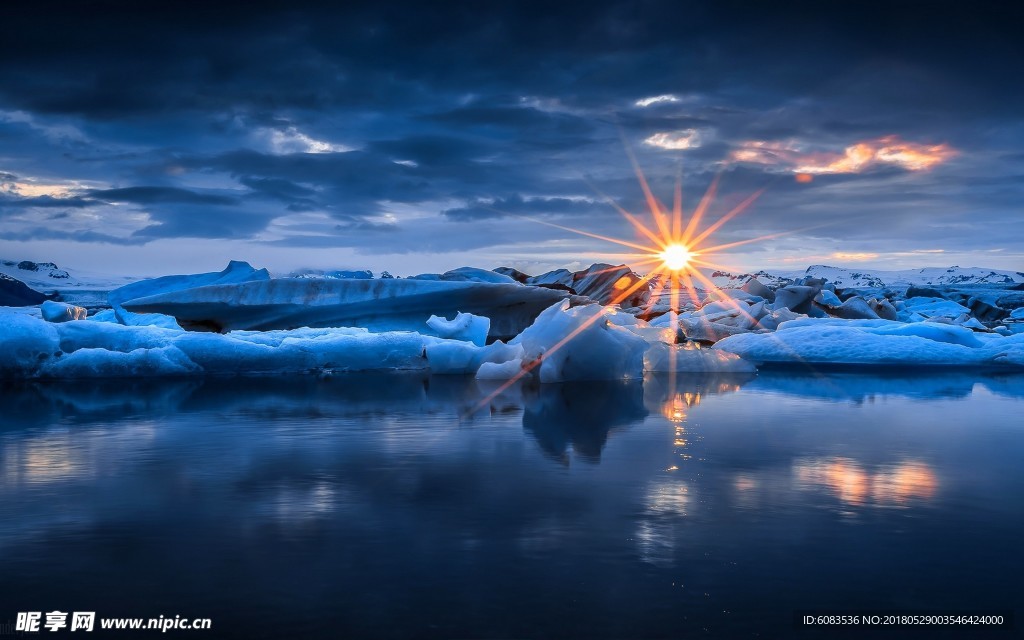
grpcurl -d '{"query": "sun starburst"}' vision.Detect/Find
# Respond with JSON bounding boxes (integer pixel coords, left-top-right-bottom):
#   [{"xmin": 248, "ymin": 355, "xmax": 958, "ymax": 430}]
[
  {"xmin": 470, "ymin": 157, "xmax": 793, "ymax": 417},
  {"xmin": 659, "ymin": 243, "xmax": 693, "ymax": 272}
]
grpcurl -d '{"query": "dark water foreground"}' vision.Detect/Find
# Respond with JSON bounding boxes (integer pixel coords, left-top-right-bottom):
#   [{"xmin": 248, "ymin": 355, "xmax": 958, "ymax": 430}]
[{"xmin": 1, "ymin": 371, "xmax": 1023, "ymax": 639}]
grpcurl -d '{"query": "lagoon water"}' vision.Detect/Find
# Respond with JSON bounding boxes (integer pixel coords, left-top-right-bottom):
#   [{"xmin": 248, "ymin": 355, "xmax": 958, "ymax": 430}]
[{"xmin": 1, "ymin": 371, "xmax": 1022, "ymax": 638}]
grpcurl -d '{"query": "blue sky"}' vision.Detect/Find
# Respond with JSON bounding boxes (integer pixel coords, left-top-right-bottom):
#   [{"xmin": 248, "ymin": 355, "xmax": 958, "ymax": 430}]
[{"xmin": 1, "ymin": 1, "xmax": 1021, "ymax": 276}]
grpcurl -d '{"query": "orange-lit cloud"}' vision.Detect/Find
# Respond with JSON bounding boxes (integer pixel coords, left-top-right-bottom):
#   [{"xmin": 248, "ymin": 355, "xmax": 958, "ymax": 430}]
[
  {"xmin": 731, "ymin": 135, "xmax": 956, "ymax": 175},
  {"xmin": 831, "ymin": 252, "xmax": 879, "ymax": 261},
  {"xmin": 0, "ymin": 172, "xmax": 82, "ymax": 198}
]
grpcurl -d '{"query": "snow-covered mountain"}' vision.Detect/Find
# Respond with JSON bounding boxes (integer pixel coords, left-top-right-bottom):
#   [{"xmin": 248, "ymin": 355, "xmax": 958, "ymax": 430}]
[
  {"xmin": 702, "ymin": 265, "xmax": 1024, "ymax": 289},
  {"xmin": 0, "ymin": 259, "xmax": 135, "ymax": 291},
  {"xmin": 802, "ymin": 265, "xmax": 1024, "ymax": 288}
]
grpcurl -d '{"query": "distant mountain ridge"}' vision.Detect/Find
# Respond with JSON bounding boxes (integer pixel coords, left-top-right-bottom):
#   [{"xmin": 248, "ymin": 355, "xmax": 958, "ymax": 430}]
[{"xmin": 704, "ymin": 265, "xmax": 1024, "ymax": 289}]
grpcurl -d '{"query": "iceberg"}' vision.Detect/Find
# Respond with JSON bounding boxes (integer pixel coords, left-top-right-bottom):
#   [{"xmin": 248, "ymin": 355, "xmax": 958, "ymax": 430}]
[
  {"xmin": 122, "ymin": 277, "xmax": 578, "ymax": 340},
  {"xmin": 106, "ymin": 260, "xmax": 271, "ymax": 309},
  {"xmin": 507, "ymin": 300, "xmax": 649, "ymax": 383},
  {"xmin": 107, "ymin": 260, "xmax": 269, "ymax": 330},
  {"xmin": 644, "ymin": 342, "xmax": 756, "ymax": 373},
  {"xmin": 715, "ymin": 317, "xmax": 1024, "ymax": 369},
  {"xmin": 0, "ymin": 310, "xmax": 431, "ymax": 379}
]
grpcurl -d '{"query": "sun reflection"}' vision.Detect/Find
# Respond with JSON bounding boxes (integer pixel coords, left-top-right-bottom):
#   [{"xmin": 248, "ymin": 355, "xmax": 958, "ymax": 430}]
[
  {"xmin": 794, "ymin": 457, "xmax": 938, "ymax": 507},
  {"xmin": 662, "ymin": 391, "xmax": 701, "ymax": 423}
]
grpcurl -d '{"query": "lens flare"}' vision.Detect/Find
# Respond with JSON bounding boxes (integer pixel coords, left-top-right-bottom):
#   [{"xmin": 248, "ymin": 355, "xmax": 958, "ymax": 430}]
[{"xmin": 659, "ymin": 243, "xmax": 692, "ymax": 271}]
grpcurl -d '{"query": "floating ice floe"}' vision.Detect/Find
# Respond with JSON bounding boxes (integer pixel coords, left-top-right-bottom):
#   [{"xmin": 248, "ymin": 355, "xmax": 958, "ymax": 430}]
[
  {"xmin": 0, "ymin": 311, "xmax": 430, "ymax": 379},
  {"xmin": 714, "ymin": 317, "xmax": 1024, "ymax": 369}
]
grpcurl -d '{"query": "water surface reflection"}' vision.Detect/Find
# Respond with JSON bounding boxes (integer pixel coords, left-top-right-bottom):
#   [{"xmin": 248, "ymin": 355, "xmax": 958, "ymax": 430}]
[{"xmin": 0, "ymin": 372, "xmax": 1022, "ymax": 638}]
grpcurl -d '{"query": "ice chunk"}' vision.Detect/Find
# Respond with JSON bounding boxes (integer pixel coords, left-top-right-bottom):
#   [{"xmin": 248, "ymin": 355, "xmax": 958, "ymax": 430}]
[
  {"xmin": 439, "ymin": 267, "xmax": 519, "ymax": 284},
  {"xmin": 40, "ymin": 300, "xmax": 88, "ymax": 322},
  {"xmin": 868, "ymin": 297, "xmax": 899, "ymax": 321},
  {"xmin": 772, "ymin": 285, "xmax": 818, "ymax": 313},
  {"xmin": 740, "ymin": 277, "xmax": 775, "ymax": 302},
  {"xmin": 511, "ymin": 301, "xmax": 649, "ymax": 382},
  {"xmin": 715, "ymin": 317, "xmax": 1024, "ymax": 368},
  {"xmin": 426, "ymin": 312, "xmax": 489, "ymax": 346},
  {"xmin": 530, "ymin": 263, "xmax": 650, "ymax": 306},
  {"xmin": 0, "ymin": 309, "xmax": 433, "ymax": 379},
  {"xmin": 46, "ymin": 345, "xmax": 199, "ymax": 378},
  {"xmin": 753, "ymin": 307, "xmax": 804, "ymax": 331},
  {"xmin": 475, "ymin": 358, "xmax": 526, "ymax": 380},
  {"xmin": 89, "ymin": 309, "xmax": 119, "ymax": 323},
  {"xmin": 644, "ymin": 342, "xmax": 755, "ymax": 373},
  {"xmin": 902, "ymin": 297, "xmax": 971, "ymax": 319},
  {"xmin": 0, "ymin": 313, "xmax": 60, "ymax": 377},
  {"xmin": 423, "ymin": 338, "xmax": 522, "ymax": 375},
  {"xmin": 827, "ymin": 296, "xmax": 880, "ymax": 320},
  {"xmin": 113, "ymin": 307, "xmax": 183, "ymax": 330},
  {"xmin": 679, "ymin": 317, "xmax": 753, "ymax": 343},
  {"xmin": 814, "ymin": 290, "xmax": 842, "ymax": 307}
]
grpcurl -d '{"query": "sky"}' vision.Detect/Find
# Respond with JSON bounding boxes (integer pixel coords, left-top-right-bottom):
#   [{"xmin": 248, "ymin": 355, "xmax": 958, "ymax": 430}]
[{"xmin": 1, "ymin": 0, "xmax": 1022, "ymax": 277}]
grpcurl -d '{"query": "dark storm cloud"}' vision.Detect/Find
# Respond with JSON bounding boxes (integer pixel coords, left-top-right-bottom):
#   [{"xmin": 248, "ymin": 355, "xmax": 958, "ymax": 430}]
[
  {"xmin": 0, "ymin": 194, "xmax": 94, "ymax": 211},
  {"xmin": 87, "ymin": 187, "xmax": 240, "ymax": 206},
  {"xmin": 0, "ymin": 0, "xmax": 1021, "ymax": 266},
  {"xmin": 442, "ymin": 195, "xmax": 604, "ymax": 221}
]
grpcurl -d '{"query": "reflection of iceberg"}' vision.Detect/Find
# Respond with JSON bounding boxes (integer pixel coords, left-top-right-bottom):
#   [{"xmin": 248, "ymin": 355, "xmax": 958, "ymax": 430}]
[
  {"xmin": 521, "ymin": 380, "xmax": 647, "ymax": 463},
  {"xmin": 643, "ymin": 373, "xmax": 754, "ymax": 423},
  {"xmin": 3, "ymin": 374, "xmax": 494, "ymax": 429},
  {"xmin": 746, "ymin": 370, "xmax": 1024, "ymax": 403}
]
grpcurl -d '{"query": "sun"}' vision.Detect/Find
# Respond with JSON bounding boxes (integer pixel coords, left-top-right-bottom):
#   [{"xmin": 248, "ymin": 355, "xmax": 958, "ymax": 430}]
[
  {"xmin": 659, "ymin": 243, "xmax": 693, "ymax": 271},
  {"xmin": 470, "ymin": 154, "xmax": 781, "ymax": 415}
]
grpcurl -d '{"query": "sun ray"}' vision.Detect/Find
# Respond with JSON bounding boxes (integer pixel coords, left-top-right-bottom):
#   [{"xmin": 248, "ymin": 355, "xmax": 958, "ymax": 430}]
[
  {"xmin": 584, "ymin": 178, "xmax": 667, "ymax": 250},
  {"xmin": 688, "ymin": 188, "xmax": 765, "ymax": 248},
  {"xmin": 681, "ymin": 173, "xmax": 720, "ymax": 246},
  {"xmin": 671, "ymin": 165, "xmax": 683, "ymax": 240},
  {"xmin": 624, "ymin": 143, "xmax": 674, "ymax": 241},
  {"xmin": 509, "ymin": 214, "xmax": 658, "ymax": 253}
]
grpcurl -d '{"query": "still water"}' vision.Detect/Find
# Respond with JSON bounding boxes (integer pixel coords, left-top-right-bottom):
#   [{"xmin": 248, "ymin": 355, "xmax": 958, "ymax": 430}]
[{"xmin": 1, "ymin": 371, "xmax": 1022, "ymax": 638}]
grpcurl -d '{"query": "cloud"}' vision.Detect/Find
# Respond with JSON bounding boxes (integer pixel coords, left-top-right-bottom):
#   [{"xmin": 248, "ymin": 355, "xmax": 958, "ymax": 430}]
[
  {"xmin": 635, "ymin": 94, "xmax": 680, "ymax": 108},
  {"xmin": 87, "ymin": 186, "xmax": 240, "ymax": 206},
  {"xmin": 256, "ymin": 126, "xmax": 353, "ymax": 155},
  {"xmin": 0, "ymin": 1, "xmax": 1020, "ymax": 272},
  {"xmin": 442, "ymin": 194, "xmax": 601, "ymax": 221},
  {"xmin": 644, "ymin": 130, "xmax": 703, "ymax": 150},
  {"xmin": 0, "ymin": 109, "xmax": 88, "ymax": 143},
  {"xmin": 731, "ymin": 136, "xmax": 957, "ymax": 174}
]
